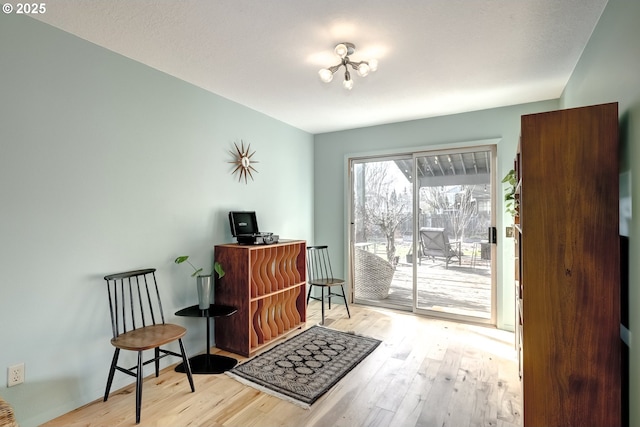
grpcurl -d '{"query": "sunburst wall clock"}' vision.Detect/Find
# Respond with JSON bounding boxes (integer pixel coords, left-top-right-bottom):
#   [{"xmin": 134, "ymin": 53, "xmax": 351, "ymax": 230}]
[{"xmin": 229, "ymin": 140, "xmax": 259, "ymax": 183}]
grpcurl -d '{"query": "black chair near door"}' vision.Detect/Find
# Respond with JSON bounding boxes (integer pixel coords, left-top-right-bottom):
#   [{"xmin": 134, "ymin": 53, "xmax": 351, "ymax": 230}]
[
  {"xmin": 102, "ymin": 268, "xmax": 195, "ymax": 424},
  {"xmin": 306, "ymin": 245, "xmax": 351, "ymax": 325}
]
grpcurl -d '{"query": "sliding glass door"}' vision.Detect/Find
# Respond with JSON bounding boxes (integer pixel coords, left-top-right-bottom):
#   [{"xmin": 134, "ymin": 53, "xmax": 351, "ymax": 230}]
[{"xmin": 349, "ymin": 145, "xmax": 496, "ymax": 325}]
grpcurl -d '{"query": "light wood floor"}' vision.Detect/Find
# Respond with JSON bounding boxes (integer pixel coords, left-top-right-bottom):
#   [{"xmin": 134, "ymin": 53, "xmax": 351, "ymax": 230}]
[{"xmin": 43, "ymin": 302, "xmax": 522, "ymax": 427}]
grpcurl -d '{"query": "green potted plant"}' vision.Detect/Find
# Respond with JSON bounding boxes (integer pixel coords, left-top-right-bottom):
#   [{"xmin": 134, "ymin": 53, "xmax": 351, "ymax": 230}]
[
  {"xmin": 175, "ymin": 256, "xmax": 225, "ymax": 309},
  {"xmin": 502, "ymin": 169, "xmax": 518, "ymax": 220}
]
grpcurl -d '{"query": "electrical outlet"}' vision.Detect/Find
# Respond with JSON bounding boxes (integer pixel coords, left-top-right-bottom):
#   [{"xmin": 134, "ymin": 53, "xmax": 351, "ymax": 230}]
[{"xmin": 7, "ymin": 363, "xmax": 24, "ymax": 387}]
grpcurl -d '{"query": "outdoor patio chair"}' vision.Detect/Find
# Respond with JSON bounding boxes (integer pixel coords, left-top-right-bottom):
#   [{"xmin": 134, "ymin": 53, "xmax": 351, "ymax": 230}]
[
  {"xmin": 0, "ymin": 396, "xmax": 17, "ymax": 427},
  {"xmin": 354, "ymin": 248, "xmax": 394, "ymax": 299},
  {"xmin": 419, "ymin": 227, "xmax": 462, "ymax": 269}
]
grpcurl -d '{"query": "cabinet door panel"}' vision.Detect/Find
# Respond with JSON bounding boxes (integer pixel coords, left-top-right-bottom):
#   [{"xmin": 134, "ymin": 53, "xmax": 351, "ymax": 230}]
[{"xmin": 520, "ymin": 103, "xmax": 620, "ymax": 427}]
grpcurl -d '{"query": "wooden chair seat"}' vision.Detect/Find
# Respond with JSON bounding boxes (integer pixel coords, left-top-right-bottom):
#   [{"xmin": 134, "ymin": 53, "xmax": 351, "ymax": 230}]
[
  {"xmin": 111, "ymin": 324, "xmax": 187, "ymax": 351},
  {"xmin": 308, "ymin": 278, "xmax": 345, "ymax": 287}
]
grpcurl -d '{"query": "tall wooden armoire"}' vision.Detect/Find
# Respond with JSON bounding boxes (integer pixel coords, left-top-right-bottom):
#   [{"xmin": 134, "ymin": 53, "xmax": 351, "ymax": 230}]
[{"xmin": 518, "ymin": 102, "xmax": 621, "ymax": 426}]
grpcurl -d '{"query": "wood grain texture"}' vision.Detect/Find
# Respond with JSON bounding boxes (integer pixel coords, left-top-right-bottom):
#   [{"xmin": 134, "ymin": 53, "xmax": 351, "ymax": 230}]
[
  {"xmin": 520, "ymin": 103, "xmax": 620, "ymax": 427},
  {"xmin": 111, "ymin": 324, "xmax": 186, "ymax": 351},
  {"xmin": 214, "ymin": 241, "xmax": 307, "ymax": 357},
  {"xmin": 42, "ymin": 302, "xmax": 521, "ymax": 427}
]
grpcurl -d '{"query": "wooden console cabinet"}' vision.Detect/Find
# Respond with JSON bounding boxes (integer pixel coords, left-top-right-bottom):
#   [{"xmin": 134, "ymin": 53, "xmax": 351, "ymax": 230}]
[
  {"xmin": 518, "ymin": 103, "xmax": 620, "ymax": 426},
  {"xmin": 214, "ymin": 240, "xmax": 306, "ymax": 356}
]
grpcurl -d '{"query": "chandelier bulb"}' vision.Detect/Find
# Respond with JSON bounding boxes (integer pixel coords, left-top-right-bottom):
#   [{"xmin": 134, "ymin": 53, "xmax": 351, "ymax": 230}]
[
  {"xmin": 357, "ymin": 63, "xmax": 370, "ymax": 77},
  {"xmin": 343, "ymin": 70, "xmax": 353, "ymax": 90},
  {"xmin": 334, "ymin": 43, "xmax": 349, "ymax": 58},
  {"xmin": 368, "ymin": 59, "xmax": 379, "ymax": 72},
  {"xmin": 318, "ymin": 68, "xmax": 334, "ymax": 83}
]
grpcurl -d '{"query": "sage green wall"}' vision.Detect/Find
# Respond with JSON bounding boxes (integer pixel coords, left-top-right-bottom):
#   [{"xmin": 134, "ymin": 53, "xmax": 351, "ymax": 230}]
[
  {"xmin": 561, "ymin": 0, "xmax": 640, "ymax": 425},
  {"xmin": 0, "ymin": 15, "xmax": 313, "ymax": 427},
  {"xmin": 313, "ymin": 99, "xmax": 558, "ymax": 331}
]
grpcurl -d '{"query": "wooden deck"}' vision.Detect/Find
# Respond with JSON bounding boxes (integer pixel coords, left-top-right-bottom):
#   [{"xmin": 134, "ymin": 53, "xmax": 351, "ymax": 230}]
[{"xmin": 355, "ymin": 250, "xmax": 492, "ymax": 320}]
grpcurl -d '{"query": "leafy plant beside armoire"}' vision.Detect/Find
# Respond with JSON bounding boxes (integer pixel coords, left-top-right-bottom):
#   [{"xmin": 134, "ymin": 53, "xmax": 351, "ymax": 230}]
[{"xmin": 502, "ymin": 168, "xmax": 518, "ymax": 219}]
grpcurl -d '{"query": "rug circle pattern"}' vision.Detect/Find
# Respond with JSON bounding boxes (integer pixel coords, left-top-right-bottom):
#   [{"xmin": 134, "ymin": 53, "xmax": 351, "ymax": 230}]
[{"xmin": 228, "ymin": 325, "xmax": 381, "ymax": 406}]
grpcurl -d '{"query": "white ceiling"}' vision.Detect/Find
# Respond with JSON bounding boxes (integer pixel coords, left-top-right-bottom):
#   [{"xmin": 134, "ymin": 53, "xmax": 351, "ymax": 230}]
[{"xmin": 32, "ymin": 0, "xmax": 608, "ymax": 134}]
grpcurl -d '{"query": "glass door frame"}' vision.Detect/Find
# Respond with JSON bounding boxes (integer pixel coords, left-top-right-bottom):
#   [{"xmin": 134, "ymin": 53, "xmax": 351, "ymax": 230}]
[
  {"xmin": 411, "ymin": 145, "xmax": 497, "ymax": 325},
  {"xmin": 348, "ymin": 153, "xmax": 414, "ymax": 312}
]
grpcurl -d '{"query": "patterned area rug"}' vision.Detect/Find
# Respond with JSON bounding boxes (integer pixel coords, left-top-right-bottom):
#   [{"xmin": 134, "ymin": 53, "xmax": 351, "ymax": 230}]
[{"xmin": 227, "ymin": 325, "xmax": 381, "ymax": 407}]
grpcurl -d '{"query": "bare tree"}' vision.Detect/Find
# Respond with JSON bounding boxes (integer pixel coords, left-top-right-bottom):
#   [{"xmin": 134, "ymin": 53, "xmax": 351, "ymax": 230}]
[
  {"xmin": 421, "ymin": 185, "xmax": 477, "ymax": 241},
  {"xmin": 363, "ymin": 163, "xmax": 411, "ymax": 263}
]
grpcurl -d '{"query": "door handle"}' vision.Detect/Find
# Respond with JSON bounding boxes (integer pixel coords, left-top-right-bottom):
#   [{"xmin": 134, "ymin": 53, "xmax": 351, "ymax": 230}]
[{"xmin": 488, "ymin": 226, "xmax": 497, "ymax": 244}]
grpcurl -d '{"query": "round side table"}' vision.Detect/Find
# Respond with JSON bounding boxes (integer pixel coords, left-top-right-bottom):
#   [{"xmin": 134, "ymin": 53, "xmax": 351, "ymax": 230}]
[{"xmin": 174, "ymin": 304, "xmax": 238, "ymax": 374}]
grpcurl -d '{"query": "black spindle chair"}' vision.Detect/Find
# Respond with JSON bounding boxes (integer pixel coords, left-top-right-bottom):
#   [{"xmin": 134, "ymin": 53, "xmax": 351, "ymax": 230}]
[
  {"xmin": 103, "ymin": 268, "xmax": 194, "ymax": 424},
  {"xmin": 306, "ymin": 246, "xmax": 351, "ymax": 325}
]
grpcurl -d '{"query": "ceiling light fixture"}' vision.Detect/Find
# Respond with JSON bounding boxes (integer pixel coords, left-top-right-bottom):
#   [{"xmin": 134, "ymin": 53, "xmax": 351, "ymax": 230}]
[{"xmin": 318, "ymin": 42, "xmax": 378, "ymax": 90}]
